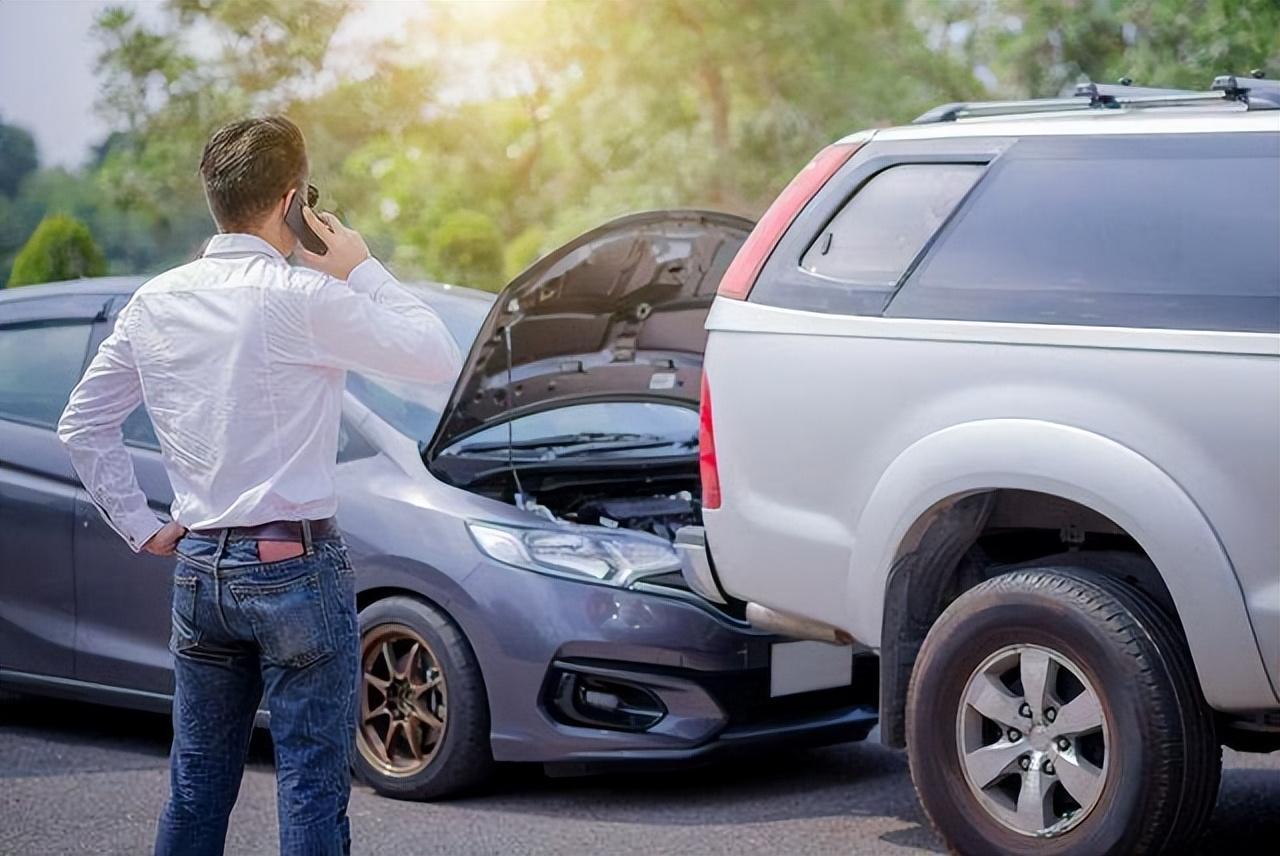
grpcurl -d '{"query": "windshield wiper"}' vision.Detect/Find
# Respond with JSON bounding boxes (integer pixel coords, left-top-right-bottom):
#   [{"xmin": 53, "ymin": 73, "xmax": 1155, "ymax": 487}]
[
  {"xmin": 451, "ymin": 432, "xmax": 670, "ymax": 456},
  {"xmin": 554, "ymin": 437, "xmax": 695, "ymax": 457}
]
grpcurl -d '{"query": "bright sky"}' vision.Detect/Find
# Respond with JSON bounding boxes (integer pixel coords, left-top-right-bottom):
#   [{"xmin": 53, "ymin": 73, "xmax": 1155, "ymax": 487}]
[
  {"xmin": 0, "ymin": 0, "xmax": 130, "ymax": 167},
  {"xmin": 0, "ymin": 0, "xmax": 427, "ymax": 169}
]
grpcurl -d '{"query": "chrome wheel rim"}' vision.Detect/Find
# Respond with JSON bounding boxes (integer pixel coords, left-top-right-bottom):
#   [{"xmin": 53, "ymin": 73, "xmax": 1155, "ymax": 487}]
[
  {"xmin": 357, "ymin": 624, "xmax": 447, "ymax": 778},
  {"xmin": 956, "ymin": 643, "xmax": 1109, "ymax": 837}
]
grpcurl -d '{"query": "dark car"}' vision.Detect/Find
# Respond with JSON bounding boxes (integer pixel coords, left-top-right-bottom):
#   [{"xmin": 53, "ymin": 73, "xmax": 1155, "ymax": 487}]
[{"xmin": 0, "ymin": 211, "xmax": 877, "ymax": 800}]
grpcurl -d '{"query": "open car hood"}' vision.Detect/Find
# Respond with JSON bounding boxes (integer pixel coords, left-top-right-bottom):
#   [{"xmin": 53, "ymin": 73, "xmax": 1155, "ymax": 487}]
[{"xmin": 423, "ymin": 210, "xmax": 752, "ymax": 461}]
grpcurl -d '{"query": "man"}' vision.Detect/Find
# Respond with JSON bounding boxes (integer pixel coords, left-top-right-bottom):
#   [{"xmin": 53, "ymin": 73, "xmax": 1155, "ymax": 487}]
[{"xmin": 56, "ymin": 116, "xmax": 462, "ymax": 855}]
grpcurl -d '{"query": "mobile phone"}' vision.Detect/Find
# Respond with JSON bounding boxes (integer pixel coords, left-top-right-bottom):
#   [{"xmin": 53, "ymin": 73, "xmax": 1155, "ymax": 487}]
[{"xmin": 285, "ymin": 183, "xmax": 328, "ymax": 255}]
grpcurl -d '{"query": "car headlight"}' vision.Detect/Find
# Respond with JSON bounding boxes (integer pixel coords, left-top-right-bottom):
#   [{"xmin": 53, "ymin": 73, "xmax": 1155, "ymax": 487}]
[{"xmin": 467, "ymin": 520, "xmax": 679, "ymax": 586}]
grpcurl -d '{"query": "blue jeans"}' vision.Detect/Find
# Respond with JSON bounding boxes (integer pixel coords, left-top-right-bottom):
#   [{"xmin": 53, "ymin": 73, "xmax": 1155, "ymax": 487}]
[{"xmin": 154, "ymin": 532, "xmax": 359, "ymax": 856}]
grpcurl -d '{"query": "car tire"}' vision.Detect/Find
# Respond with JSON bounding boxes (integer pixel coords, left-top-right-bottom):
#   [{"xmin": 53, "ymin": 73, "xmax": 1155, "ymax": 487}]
[
  {"xmin": 906, "ymin": 567, "xmax": 1220, "ymax": 855},
  {"xmin": 353, "ymin": 596, "xmax": 494, "ymax": 800}
]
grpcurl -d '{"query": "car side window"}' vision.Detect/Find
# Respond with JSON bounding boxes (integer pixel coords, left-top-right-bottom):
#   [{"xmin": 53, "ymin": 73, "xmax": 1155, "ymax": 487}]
[
  {"xmin": 337, "ymin": 416, "xmax": 379, "ymax": 463},
  {"xmin": 121, "ymin": 405, "xmax": 161, "ymax": 450},
  {"xmin": 888, "ymin": 137, "xmax": 1280, "ymax": 332},
  {"xmin": 800, "ymin": 163, "xmax": 984, "ymax": 287},
  {"xmin": 748, "ymin": 161, "xmax": 985, "ymax": 316},
  {"xmin": 0, "ymin": 322, "xmax": 92, "ymax": 429}
]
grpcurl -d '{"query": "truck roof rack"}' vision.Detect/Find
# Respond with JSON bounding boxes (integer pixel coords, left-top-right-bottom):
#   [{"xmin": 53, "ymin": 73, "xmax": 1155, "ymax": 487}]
[
  {"xmin": 1073, "ymin": 81, "xmax": 1214, "ymax": 104},
  {"xmin": 1211, "ymin": 73, "xmax": 1280, "ymax": 109},
  {"xmin": 912, "ymin": 72, "xmax": 1279, "ymax": 124}
]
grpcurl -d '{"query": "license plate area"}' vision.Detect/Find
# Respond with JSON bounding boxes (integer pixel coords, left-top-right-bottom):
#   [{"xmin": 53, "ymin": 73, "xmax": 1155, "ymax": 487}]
[{"xmin": 769, "ymin": 640, "xmax": 854, "ymax": 697}]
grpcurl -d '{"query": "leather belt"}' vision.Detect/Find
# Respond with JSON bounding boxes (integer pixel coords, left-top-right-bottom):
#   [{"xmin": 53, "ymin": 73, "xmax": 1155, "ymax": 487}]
[{"xmin": 194, "ymin": 517, "xmax": 340, "ymax": 542}]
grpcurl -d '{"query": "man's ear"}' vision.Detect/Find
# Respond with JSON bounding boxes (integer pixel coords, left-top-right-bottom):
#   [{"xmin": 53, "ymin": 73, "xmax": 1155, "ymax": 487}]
[{"xmin": 280, "ymin": 188, "xmax": 296, "ymax": 219}]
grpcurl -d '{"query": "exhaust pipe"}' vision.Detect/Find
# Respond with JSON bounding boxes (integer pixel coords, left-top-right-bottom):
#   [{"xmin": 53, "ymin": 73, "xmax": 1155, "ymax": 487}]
[{"xmin": 745, "ymin": 602, "xmax": 853, "ymax": 645}]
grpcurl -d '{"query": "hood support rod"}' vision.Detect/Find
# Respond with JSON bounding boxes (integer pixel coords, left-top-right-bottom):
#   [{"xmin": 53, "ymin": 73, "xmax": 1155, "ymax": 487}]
[{"xmin": 502, "ymin": 313, "xmax": 527, "ymax": 506}]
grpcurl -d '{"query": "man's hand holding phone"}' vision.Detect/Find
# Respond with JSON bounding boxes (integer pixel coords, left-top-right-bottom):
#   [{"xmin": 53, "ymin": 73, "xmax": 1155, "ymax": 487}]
[{"xmin": 295, "ymin": 206, "xmax": 371, "ymax": 281}]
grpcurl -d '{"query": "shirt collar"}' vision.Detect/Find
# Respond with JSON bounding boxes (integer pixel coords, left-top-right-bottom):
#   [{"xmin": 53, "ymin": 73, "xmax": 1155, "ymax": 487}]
[{"xmin": 202, "ymin": 233, "xmax": 287, "ymax": 261}]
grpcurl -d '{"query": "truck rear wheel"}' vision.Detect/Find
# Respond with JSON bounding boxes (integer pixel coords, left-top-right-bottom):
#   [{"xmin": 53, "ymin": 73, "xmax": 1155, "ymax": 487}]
[{"xmin": 906, "ymin": 567, "xmax": 1219, "ymax": 855}]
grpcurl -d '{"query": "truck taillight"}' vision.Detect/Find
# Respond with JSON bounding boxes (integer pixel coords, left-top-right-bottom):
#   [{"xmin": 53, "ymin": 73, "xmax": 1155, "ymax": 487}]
[
  {"xmin": 699, "ymin": 372, "xmax": 721, "ymax": 509},
  {"xmin": 717, "ymin": 141, "xmax": 861, "ymax": 300}
]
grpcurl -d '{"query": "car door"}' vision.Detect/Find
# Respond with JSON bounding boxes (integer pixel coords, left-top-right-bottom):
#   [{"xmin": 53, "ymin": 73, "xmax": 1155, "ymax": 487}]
[
  {"xmin": 72, "ymin": 299, "xmax": 176, "ymax": 695},
  {"xmin": 0, "ymin": 293, "xmax": 109, "ymax": 682}
]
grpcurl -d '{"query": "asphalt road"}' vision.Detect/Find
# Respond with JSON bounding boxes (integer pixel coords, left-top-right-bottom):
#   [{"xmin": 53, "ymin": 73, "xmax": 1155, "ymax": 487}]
[{"xmin": 2, "ymin": 693, "xmax": 1278, "ymax": 855}]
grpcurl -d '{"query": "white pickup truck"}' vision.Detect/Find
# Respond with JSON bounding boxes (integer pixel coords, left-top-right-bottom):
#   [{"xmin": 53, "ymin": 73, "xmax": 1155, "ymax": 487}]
[{"xmin": 679, "ymin": 78, "xmax": 1280, "ymax": 853}]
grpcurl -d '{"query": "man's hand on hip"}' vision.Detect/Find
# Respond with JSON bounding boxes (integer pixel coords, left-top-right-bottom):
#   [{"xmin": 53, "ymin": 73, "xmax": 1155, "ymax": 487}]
[
  {"xmin": 143, "ymin": 521, "xmax": 188, "ymax": 557},
  {"xmin": 295, "ymin": 207, "xmax": 371, "ymax": 281}
]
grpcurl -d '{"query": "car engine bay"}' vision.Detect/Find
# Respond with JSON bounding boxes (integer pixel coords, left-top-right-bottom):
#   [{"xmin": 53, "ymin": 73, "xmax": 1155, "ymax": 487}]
[
  {"xmin": 530, "ymin": 490, "xmax": 700, "ymax": 541},
  {"xmin": 463, "ymin": 463, "xmax": 703, "ymax": 542}
]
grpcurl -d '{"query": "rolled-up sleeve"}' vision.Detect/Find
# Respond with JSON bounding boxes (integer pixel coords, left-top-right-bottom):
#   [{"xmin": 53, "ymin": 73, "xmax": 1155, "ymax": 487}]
[
  {"xmin": 298, "ymin": 258, "xmax": 464, "ymax": 383},
  {"xmin": 56, "ymin": 314, "xmax": 163, "ymax": 552}
]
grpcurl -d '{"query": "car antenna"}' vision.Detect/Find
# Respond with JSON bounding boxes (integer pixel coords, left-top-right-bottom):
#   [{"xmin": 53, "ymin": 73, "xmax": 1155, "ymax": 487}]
[{"xmin": 502, "ymin": 301, "xmax": 528, "ymax": 508}]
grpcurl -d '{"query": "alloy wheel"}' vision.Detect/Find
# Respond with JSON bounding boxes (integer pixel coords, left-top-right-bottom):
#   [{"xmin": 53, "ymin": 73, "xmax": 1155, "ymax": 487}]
[
  {"xmin": 955, "ymin": 643, "xmax": 1109, "ymax": 837},
  {"xmin": 357, "ymin": 623, "xmax": 448, "ymax": 778}
]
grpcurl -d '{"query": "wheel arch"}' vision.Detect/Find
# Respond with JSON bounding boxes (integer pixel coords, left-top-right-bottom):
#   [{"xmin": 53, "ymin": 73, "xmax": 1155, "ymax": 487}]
[
  {"xmin": 351, "ymin": 556, "xmax": 484, "ymax": 648},
  {"xmin": 351, "ymin": 562, "xmax": 505, "ymax": 744},
  {"xmin": 853, "ymin": 419, "xmax": 1276, "ymax": 746}
]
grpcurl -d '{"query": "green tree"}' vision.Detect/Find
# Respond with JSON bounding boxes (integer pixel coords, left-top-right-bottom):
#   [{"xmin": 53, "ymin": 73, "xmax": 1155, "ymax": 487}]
[
  {"xmin": 30, "ymin": 0, "xmax": 1278, "ymax": 290},
  {"xmin": 428, "ymin": 210, "xmax": 505, "ymax": 291},
  {"xmin": 89, "ymin": 0, "xmax": 354, "ymax": 261},
  {"xmin": 340, "ymin": 0, "xmax": 977, "ymax": 285},
  {"xmin": 428, "ymin": 0, "xmax": 976, "ymax": 221},
  {"xmin": 0, "ymin": 195, "xmax": 25, "ymax": 285},
  {"xmin": 916, "ymin": 0, "xmax": 1280, "ymax": 97},
  {"xmin": 0, "ymin": 118, "xmax": 39, "ymax": 197},
  {"xmin": 504, "ymin": 226, "xmax": 548, "ymax": 280},
  {"xmin": 7, "ymin": 214, "xmax": 108, "ymax": 287}
]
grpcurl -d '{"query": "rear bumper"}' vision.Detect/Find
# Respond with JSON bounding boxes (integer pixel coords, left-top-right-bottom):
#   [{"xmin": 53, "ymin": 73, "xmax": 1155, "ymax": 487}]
[{"xmin": 677, "ymin": 525, "xmax": 853, "ymax": 644}]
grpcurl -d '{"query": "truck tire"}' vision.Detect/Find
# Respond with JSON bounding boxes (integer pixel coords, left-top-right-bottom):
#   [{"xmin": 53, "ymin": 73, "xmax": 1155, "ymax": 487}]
[
  {"xmin": 353, "ymin": 596, "xmax": 494, "ymax": 800},
  {"xmin": 906, "ymin": 567, "xmax": 1220, "ymax": 855}
]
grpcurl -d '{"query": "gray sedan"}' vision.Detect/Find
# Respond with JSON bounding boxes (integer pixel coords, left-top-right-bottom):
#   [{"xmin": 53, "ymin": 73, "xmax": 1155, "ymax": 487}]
[{"xmin": 0, "ymin": 211, "xmax": 876, "ymax": 800}]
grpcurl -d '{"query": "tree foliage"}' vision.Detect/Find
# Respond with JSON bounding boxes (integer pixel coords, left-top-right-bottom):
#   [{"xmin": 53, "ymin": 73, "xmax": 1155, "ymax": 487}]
[
  {"xmin": 7, "ymin": 214, "xmax": 107, "ymax": 287},
  {"xmin": 6, "ymin": 0, "xmax": 1278, "ymax": 291},
  {"xmin": 0, "ymin": 119, "xmax": 39, "ymax": 197},
  {"xmin": 915, "ymin": 0, "xmax": 1280, "ymax": 97},
  {"xmin": 428, "ymin": 210, "xmax": 504, "ymax": 290}
]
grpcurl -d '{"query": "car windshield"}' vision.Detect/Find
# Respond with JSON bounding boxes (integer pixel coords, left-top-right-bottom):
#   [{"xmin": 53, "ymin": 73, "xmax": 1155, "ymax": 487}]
[{"xmin": 345, "ymin": 283, "xmax": 491, "ymax": 440}]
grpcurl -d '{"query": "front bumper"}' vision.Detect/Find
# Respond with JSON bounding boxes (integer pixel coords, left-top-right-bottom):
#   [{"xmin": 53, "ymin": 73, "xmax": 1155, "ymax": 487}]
[
  {"xmin": 538, "ymin": 656, "xmax": 878, "ymax": 774},
  {"xmin": 450, "ymin": 557, "xmax": 877, "ymax": 765}
]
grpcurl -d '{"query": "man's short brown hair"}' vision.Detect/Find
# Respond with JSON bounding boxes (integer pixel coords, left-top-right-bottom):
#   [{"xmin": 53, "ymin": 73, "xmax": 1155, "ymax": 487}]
[{"xmin": 199, "ymin": 116, "xmax": 307, "ymax": 231}]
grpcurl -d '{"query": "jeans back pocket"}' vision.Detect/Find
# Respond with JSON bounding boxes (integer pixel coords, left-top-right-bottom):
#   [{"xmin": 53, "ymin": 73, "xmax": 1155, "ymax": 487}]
[
  {"xmin": 228, "ymin": 569, "xmax": 334, "ymax": 669},
  {"xmin": 170, "ymin": 573, "xmax": 201, "ymax": 654}
]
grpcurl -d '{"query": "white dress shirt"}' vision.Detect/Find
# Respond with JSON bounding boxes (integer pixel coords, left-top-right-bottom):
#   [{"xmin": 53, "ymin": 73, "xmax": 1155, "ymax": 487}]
[{"xmin": 57, "ymin": 233, "xmax": 463, "ymax": 551}]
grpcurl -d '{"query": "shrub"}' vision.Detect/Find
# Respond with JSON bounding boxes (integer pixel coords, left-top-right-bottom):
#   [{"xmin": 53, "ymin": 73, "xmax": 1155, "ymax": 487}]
[{"xmin": 7, "ymin": 214, "xmax": 107, "ymax": 287}]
